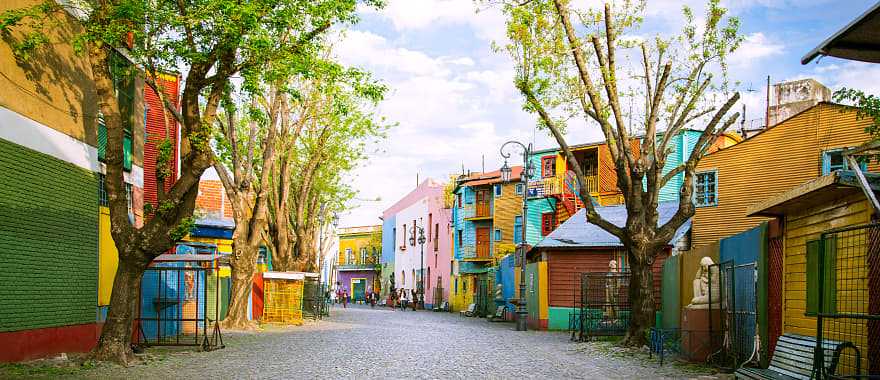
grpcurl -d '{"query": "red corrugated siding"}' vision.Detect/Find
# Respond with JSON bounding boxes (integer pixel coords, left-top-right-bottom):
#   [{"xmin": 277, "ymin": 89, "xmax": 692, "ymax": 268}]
[
  {"xmin": 143, "ymin": 74, "xmax": 180, "ymax": 207},
  {"xmin": 545, "ymin": 247, "xmax": 667, "ymax": 308}
]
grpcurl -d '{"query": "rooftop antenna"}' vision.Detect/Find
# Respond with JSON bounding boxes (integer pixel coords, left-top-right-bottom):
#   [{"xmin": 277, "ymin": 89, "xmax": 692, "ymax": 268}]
[
  {"xmin": 765, "ymin": 75, "xmax": 771, "ymax": 128},
  {"xmin": 416, "ymin": 172, "xmax": 419, "ymax": 187},
  {"xmin": 741, "ymin": 83, "xmax": 757, "ymax": 138},
  {"xmin": 482, "ymin": 154, "xmax": 485, "ymax": 174}
]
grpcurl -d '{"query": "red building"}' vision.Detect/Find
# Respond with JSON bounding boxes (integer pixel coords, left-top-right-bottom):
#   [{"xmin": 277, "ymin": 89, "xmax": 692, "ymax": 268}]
[{"xmin": 143, "ymin": 72, "xmax": 181, "ymax": 208}]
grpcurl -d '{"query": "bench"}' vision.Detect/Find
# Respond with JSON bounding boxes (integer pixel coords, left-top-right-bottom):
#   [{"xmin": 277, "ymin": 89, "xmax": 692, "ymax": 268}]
[
  {"xmin": 735, "ymin": 333, "xmax": 859, "ymax": 380},
  {"xmin": 459, "ymin": 303, "xmax": 476, "ymax": 317},
  {"xmin": 433, "ymin": 301, "xmax": 448, "ymax": 312},
  {"xmin": 489, "ymin": 305, "xmax": 508, "ymax": 322}
]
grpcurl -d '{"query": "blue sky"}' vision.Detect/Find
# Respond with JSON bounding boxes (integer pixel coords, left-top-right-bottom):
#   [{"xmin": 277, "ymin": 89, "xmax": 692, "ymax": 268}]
[{"xmin": 334, "ymin": 0, "xmax": 880, "ymax": 227}]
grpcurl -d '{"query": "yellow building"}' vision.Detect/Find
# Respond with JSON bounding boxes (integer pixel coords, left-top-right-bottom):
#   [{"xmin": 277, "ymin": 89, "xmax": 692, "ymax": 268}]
[{"xmin": 335, "ymin": 225, "xmax": 382, "ymax": 302}]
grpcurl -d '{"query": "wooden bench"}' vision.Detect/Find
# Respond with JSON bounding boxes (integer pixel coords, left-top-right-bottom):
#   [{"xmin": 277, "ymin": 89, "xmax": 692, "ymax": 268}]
[
  {"xmin": 735, "ymin": 333, "xmax": 859, "ymax": 380},
  {"xmin": 459, "ymin": 303, "xmax": 476, "ymax": 317}
]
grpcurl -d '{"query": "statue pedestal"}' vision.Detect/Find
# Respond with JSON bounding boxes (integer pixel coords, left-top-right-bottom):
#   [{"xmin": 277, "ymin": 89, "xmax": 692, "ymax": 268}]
[{"xmin": 681, "ymin": 307, "xmax": 721, "ymax": 362}]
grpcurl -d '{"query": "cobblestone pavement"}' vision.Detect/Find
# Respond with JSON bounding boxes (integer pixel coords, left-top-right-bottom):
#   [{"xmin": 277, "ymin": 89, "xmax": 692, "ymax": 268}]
[{"xmin": 80, "ymin": 305, "xmax": 723, "ymax": 379}]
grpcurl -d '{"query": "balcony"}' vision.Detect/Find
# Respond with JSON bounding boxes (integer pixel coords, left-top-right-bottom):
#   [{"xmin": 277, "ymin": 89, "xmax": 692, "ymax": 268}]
[
  {"xmin": 462, "ymin": 203, "xmax": 493, "ymax": 220},
  {"xmin": 459, "ymin": 245, "xmax": 493, "ymax": 261},
  {"xmin": 528, "ymin": 175, "xmax": 598, "ymax": 197},
  {"xmin": 337, "ymin": 263, "xmax": 380, "ymax": 271}
]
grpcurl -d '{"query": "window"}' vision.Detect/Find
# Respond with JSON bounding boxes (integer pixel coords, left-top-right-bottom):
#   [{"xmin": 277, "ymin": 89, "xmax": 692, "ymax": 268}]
[
  {"xmin": 401, "ymin": 224, "xmax": 407, "ymax": 251},
  {"xmin": 806, "ymin": 238, "xmax": 836, "ymax": 315},
  {"xmin": 494, "ymin": 184, "xmax": 502, "ymax": 197},
  {"xmin": 541, "ymin": 156, "xmax": 556, "ymax": 178},
  {"xmin": 454, "ymin": 278, "xmax": 458, "ymax": 295},
  {"xmin": 494, "ymin": 229, "xmax": 502, "ymax": 241},
  {"xmin": 822, "ymin": 149, "xmax": 867, "ymax": 175},
  {"xmin": 515, "ymin": 183, "xmax": 524, "ymax": 195},
  {"xmin": 345, "ymin": 248, "xmax": 353, "ymax": 264},
  {"xmin": 694, "ymin": 171, "xmax": 717, "ymax": 207},
  {"xmin": 428, "ymin": 213, "xmax": 433, "ymax": 241},
  {"xmin": 360, "ymin": 248, "xmax": 367, "ymax": 264},
  {"xmin": 541, "ymin": 212, "xmax": 555, "ymax": 236},
  {"xmin": 457, "ymin": 229, "xmax": 463, "ymax": 249},
  {"xmin": 457, "ymin": 193, "xmax": 462, "ymax": 207},
  {"xmin": 434, "ymin": 223, "xmax": 439, "ymax": 251},
  {"xmin": 98, "ymin": 174, "xmax": 109, "ymax": 206},
  {"xmin": 514, "ymin": 216, "xmax": 523, "ymax": 244}
]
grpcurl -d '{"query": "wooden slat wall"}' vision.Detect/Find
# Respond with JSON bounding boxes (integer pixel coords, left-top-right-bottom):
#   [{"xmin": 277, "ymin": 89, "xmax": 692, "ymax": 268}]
[
  {"xmin": 692, "ymin": 104, "xmax": 877, "ymax": 248},
  {"xmin": 493, "ymin": 182, "xmax": 520, "ymax": 257}
]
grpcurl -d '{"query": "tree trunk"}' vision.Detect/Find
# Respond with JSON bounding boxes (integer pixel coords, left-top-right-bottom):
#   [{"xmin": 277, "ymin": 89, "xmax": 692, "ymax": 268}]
[
  {"xmin": 222, "ymin": 236, "xmax": 259, "ymax": 330},
  {"xmin": 622, "ymin": 246, "xmax": 656, "ymax": 347},
  {"xmin": 90, "ymin": 251, "xmax": 150, "ymax": 365}
]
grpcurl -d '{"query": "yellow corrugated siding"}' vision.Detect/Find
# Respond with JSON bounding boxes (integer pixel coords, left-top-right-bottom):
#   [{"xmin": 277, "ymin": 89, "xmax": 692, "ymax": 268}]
[
  {"xmin": 782, "ymin": 193, "xmax": 870, "ymax": 370},
  {"xmin": 494, "ymin": 182, "xmax": 520, "ymax": 257},
  {"xmin": 693, "ymin": 104, "xmax": 877, "ymax": 248}
]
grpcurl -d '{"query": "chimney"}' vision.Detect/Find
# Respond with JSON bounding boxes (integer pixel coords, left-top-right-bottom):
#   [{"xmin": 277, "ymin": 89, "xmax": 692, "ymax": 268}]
[{"xmin": 767, "ymin": 78, "xmax": 831, "ymax": 127}]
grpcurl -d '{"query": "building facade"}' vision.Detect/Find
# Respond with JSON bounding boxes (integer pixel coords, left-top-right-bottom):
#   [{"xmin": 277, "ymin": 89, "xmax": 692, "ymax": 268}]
[
  {"xmin": 0, "ymin": 0, "xmax": 146, "ymax": 361},
  {"xmin": 692, "ymin": 100, "xmax": 878, "ymax": 249},
  {"xmin": 382, "ymin": 179, "xmax": 452, "ymax": 309},
  {"xmin": 336, "ymin": 225, "xmax": 382, "ymax": 302}
]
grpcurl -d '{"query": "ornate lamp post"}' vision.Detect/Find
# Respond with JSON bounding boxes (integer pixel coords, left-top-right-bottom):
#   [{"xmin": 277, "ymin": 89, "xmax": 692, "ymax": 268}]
[
  {"xmin": 500, "ymin": 140, "xmax": 532, "ymax": 332},
  {"xmin": 417, "ymin": 223, "xmax": 427, "ymax": 309}
]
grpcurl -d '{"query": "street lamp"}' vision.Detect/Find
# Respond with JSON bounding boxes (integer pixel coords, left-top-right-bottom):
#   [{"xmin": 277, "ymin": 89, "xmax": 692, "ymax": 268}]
[
  {"xmin": 417, "ymin": 223, "xmax": 427, "ymax": 309},
  {"xmin": 500, "ymin": 140, "xmax": 532, "ymax": 332}
]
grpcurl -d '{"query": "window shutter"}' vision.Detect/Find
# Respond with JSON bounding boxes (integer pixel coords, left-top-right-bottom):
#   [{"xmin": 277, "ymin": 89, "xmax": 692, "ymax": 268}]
[
  {"xmin": 123, "ymin": 133, "xmax": 133, "ymax": 171},
  {"xmin": 98, "ymin": 119, "xmax": 107, "ymax": 161},
  {"xmin": 823, "ymin": 237, "xmax": 837, "ymax": 314}
]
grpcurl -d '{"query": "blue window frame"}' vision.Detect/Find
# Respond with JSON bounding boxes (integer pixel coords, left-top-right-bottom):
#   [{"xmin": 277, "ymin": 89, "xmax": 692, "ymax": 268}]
[
  {"xmin": 694, "ymin": 171, "xmax": 717, "ymax": 207},
  {"xmin": 494, "ymin": 184, "xmax": 502, "ymax": 197},
  {"xmin": 822, "ymin": 149, "xmax": 866, "ymax": 175},
  {"xmin": 513, "ymin": 216, "xmax": 523, "ymax": 244},
  {"xmin": 515, "ymin": 183, "xmax": 524, "ymax": 195},
  {"xmin": 494, "ymin": 229, "xmax": 502, "ymax": 241}
]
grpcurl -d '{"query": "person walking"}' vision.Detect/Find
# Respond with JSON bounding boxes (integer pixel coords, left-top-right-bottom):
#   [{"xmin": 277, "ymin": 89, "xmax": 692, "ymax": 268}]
[
  {"xmin": 369, "ymin": 289, "xmax": 376, "ymax": 308},
  {"xmin": 342, "ymin": 290, "xmax": 349, "ymax": 308},
  {"xmin": 399, "ymin": 288, "xmax": 408, "ymax": 311},
  {"xmin": 411, "ymin": 289, "xmax": 418, "ymax": 311}
]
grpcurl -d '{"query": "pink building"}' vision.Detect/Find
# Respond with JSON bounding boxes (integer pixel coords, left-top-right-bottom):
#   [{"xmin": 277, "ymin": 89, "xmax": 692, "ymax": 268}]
[{"xmin": 381, "ymin": 179, "xmax": 453, "ymax": 309}]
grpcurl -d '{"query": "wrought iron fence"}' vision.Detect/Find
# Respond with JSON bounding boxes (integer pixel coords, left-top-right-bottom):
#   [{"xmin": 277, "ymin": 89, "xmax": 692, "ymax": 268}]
[
  {"xmin": 136, "ymin": 260, "xmax": 223, "ymax": 350},
  {"xmin": 816, "ymin": 222, "xmax": 880, "ymax": 379},
  {"xmin": 575, "ymin": 271, "xmax": 631, "ymax": 341},
  {"xmin": 707, "ymin": 260, "xmax": 758, "ymax": 370}
]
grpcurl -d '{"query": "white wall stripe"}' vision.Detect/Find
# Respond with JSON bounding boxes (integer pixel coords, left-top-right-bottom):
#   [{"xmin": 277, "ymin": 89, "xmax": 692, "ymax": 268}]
[
  {"xmin": 0, "ymin": 106, "xmax": 144, "ymax": 187},
  {"xmin": 0, "ymin": 106, "xmax": 100, "ymax": 172}
]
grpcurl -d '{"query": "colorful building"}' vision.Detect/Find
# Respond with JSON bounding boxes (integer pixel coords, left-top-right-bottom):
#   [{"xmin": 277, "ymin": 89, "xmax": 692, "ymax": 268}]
[
  {"xmin": 527, "ymin": 202, "xmax": 687, "ymax": 330},
  {"xmin": 450, "ymin": 168, "xmax": 524, "ymax": 313},
  {"xmin": 691, "ymin": 94, "xmax": 878, "ymax": 249},
  {"xmin": 382, "ymin": 178, "xmax": 453, "ymax": 309},
  {"xmin": 0, "ymin": 0, "xmax": 146, "ymax": 361},
  {"xmin": 336, "ymin": 225, "xmax": 382, "ymax": 302}
]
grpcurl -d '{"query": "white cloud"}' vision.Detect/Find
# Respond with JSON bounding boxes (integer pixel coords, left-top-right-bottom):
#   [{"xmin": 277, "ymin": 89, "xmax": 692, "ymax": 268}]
[
  {"xmin": 729, "ymin": 32, "xmax": 785, "ymax": 68},
  {"xmin": 335, "ymin": 30, "xmax": 451, "ymax": 77},
  {"xmin": 360, "ymin": 0, "xmax": 508, "ymax": 42}
]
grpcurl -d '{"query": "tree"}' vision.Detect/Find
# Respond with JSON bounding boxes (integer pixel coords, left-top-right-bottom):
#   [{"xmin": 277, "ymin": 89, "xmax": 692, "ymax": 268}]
[
  {"xmin": 2, "ymin": 0, "xmax": 375, "ymax": 363},
  {"xmin": 498, "ymin": 0, "xmax": 742, "ymax": 345}
]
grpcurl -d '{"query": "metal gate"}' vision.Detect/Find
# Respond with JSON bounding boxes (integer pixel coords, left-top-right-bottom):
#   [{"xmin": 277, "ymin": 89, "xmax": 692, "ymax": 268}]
[
  {"xmin": 302, "ymin": 278, "xmax": 327, "ymax": 320},
  {"xmin": 815, "ymin": 223, "xmax": 880, "ymax": 379},
  {"xmin": 575, "ymin": 271, "xmax": 631, "ymax": 341},
  {"xmin": 708, "ymin": 260, "xmax": 757, "ymax": 369},
  {"xmin": 474, "ymin": 276, "xmax": 491, "ymax": 317}
]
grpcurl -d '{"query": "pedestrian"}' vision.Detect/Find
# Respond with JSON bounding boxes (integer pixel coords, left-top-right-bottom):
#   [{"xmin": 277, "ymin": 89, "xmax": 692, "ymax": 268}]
[
  {"xmin": 411, "ymin": 289, "xmax": 418, "ymax": 311},
  {"xmin": 369, "ymin": 290, "xmax": 376, "ymax": 308},
  {"xmin": 342, "ymin": 290, "xmax": 349, "ymax": 308},
  {"xmin": 399, "ymin": 288, "xmax": 407, "ymax": 311}
]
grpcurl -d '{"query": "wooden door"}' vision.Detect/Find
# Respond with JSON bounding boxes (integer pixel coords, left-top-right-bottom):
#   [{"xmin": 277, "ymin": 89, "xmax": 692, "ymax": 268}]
[
  {"xmin": 475, "ymin": 190, "xmax": 490, "ymax": 217},
  {"xmin": 476, "ymin": 227, "xmax": 490, "ymax": 258}
]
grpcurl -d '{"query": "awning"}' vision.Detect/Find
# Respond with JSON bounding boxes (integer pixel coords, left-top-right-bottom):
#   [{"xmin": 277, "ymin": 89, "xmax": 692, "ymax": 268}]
[
  {"xmin": 802, "ymin": 2, "xmax": 880, "ymax": 64},
  {"xmin": 746, "ymin": 171, "xmax": 880, "ymax": 217}
]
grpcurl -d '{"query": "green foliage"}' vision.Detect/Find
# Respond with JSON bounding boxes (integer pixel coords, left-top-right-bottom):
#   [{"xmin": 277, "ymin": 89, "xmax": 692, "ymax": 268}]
[
  {"xmin": 170, "ymin": 216, "xmax": 196, "ymax": 241},
  {"xmin": 834, "ymin": 88, "xmax": 880, "ymax": 138}
]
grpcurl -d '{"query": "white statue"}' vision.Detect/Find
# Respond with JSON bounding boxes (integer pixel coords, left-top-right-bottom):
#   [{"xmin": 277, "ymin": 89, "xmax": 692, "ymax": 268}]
[
  {"xmin": 605, "ymin": 260, "xmax": 619, "ymax": 318},
  {"xmin": 687, "ymin": 257, "xmax": 720, "ymax": 309}
]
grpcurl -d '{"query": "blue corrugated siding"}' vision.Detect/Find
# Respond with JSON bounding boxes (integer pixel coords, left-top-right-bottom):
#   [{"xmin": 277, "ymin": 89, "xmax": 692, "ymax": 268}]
[
  {"xmin": 659, "ymin": 130, "xmax": 701, "ymax": 202},
  {"xmin": 381, "ymin": 215, "xmax": 396, "ymax": 265},
  {"xmin": 526, "ymin": 197, "xmax": 556, "ymax": 245}
]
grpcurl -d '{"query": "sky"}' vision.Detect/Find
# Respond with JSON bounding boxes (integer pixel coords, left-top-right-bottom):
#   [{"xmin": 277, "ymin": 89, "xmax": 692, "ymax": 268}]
[{"xmin": 332, "ymin": 0, "xmax": 880, "ymax": 227}]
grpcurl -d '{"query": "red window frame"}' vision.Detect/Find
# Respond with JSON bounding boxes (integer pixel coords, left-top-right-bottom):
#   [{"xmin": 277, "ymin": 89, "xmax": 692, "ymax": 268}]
[
  {"xmin": 541, "ymin": 212, "xmax": 556, "ymax": 236},
  {"xmin": 541, "ymin": 156, "xmax": 556, "ymax": 178}
]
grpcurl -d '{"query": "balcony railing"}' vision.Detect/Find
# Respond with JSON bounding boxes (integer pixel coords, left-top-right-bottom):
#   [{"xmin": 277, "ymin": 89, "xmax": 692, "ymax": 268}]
[
  {"xmin": 337, "ymin": 263, "xmax": 380, "ymax": 271},
  {"xmin": 528, "ymin": 175, "xmax": 598, "ymax": 197},
  {"xmin": 462, "ymin": 203, "xmax": 493, "ymax": 219}
]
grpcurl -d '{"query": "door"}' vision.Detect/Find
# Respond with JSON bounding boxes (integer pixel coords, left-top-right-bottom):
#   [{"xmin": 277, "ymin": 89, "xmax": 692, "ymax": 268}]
[
  {"xmin": 476, "ymin": 227, "xmax": 490, "ymax": 258},
  {"xmin": 475, "ymin": 190, "xmax": 491, "ymax": 217},
  {"xmin": 352, "ymin": 279, "xmax": 366, "ymax": 302}
]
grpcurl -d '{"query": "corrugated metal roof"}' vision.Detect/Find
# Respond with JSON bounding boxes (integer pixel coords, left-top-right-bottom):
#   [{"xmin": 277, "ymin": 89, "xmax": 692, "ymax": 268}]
[{"xmin": 534, "ymin": 201, "xmax": 690, "ymax": 249}]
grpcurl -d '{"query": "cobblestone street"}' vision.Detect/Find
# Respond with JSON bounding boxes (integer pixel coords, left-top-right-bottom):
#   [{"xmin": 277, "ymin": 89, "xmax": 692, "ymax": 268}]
[{"xmin": 77, "ymin": 305, "xmax": 721, "ymax": 379}]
